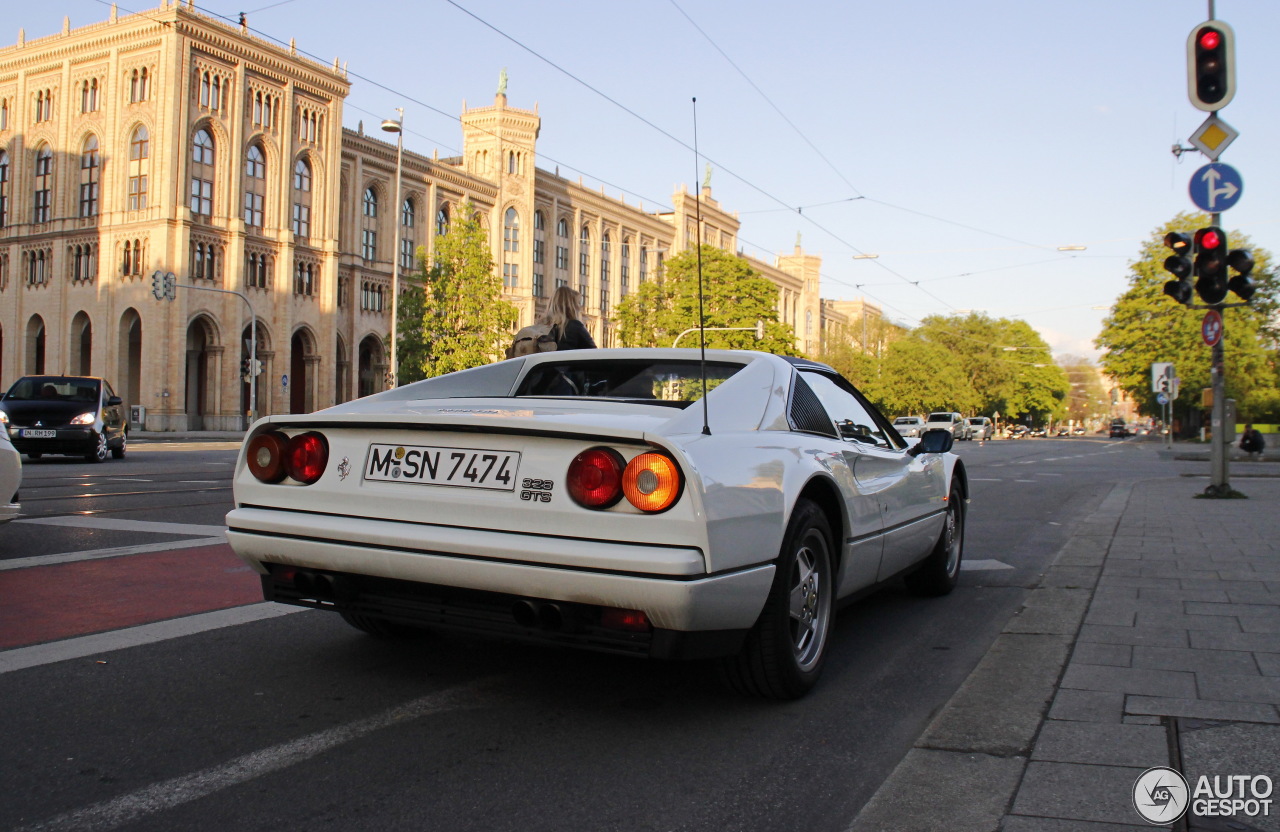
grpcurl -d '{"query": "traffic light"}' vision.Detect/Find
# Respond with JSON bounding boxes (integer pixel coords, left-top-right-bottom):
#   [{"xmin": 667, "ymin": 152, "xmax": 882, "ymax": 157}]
[
  {"xmin": 252, "ymin": 358, "xmax": 264, "ymax": 376},
  {"xmin": 1227, "ymin": 248, "xmax": 1256, "ymax": 301},
  {"xmin": 240, "ymin": 357, "xmax": 252, "ymax": 381},
  {"xmin": 1162, "ymin": 232, "xmax": 1194, "ymax": 304},
  {"xmin": 1187, "ymin": 21, "xmax": 1236, "ymax": 111},
  {"xmin": 1194, "ymin": 226, "xmax": 1229, "ymax": 304},
  {"xmin": 151, "ymin": 270, "xmax": 164, "ymax": 301}
]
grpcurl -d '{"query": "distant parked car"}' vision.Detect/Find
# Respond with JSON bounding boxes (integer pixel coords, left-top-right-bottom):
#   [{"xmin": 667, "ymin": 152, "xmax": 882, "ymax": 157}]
[
  {"xmin": 964, "ymin": 417, "xmax": 993, "ymax": 441},
  {"xmin": 1029, "ymin": 426, "xmax": 1047, "ymax": 438},
  {"xmin": 925, "ymin": 412, "xmax": 966, "ymax": 440},
  {"xmin": 0, "ymin": 430, "xmax": 20, "ymax": 524},
  {"xmin": 0, "ymin": 375, "xmax": 128, "ymax": 463},
  {"xmin": 1006, "ymin": 424, "xmax": 1030, "ymax": 440},
  {"xmin": 892, "ymin": 416, "xmax": 925, "ymax": 438}
]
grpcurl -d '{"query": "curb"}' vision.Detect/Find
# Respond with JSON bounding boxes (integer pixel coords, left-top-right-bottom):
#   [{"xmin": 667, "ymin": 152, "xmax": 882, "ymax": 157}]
[{"xmin": 845, "ymin": 483, "xmax": 1133, "ymax": 832}]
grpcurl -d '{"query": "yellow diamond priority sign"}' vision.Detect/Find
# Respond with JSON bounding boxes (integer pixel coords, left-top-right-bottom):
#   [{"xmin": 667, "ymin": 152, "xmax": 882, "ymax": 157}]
[{"xmin": 1189, "ymin": 114, "xmax": 1239, "ymax": 161}]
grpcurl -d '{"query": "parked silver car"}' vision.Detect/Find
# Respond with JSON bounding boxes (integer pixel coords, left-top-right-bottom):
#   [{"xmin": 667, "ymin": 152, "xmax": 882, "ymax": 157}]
[{"xmin": 892, "ymin": 416, "xmax": 925, "ymax": 438}]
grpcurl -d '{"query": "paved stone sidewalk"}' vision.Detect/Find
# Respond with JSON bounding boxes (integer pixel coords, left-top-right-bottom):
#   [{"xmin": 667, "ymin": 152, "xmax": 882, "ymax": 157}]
[{"xmin": 850, "ymin": 472, "xmax": 1280, "ymax": 832}]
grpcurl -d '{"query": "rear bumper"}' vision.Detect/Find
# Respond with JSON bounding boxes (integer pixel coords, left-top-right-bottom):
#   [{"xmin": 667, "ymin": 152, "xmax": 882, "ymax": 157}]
[{"xmin": 225, "ymin": 506, "xmax": 775, "ymax": 635}]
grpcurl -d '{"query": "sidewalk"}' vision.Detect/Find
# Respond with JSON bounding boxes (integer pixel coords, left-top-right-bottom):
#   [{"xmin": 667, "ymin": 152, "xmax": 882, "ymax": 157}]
[
  {"xmin": 130, "ymin": 430, "xmax": 245, "ymax": 442},
  {"xmin": 850, "ymin": 459, "xmax": 1280, "ymax": 831}
]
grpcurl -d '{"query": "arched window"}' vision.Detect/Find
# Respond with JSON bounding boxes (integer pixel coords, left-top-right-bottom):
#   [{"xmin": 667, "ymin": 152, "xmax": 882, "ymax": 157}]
[
  {"xmin": 81, "ymin": 79, "xmax": 99, "ymax": 114},
  {"xmin": 292, "ymin": 158, "xmax": 311, "ymax": 237},
  {"xmin": 130, "ymin": 67, "xmax": 150, "ymax": 103},
  {"xmin": 599, "ymin": 232, "xmax": 611, "ymax": 314},
  {"xmin": 79, "ymin": 135, "xmax": 100, "ymax": 218},
  {"xmin": 361, "ymin": 187, "xmax": 378, "ymax": 261},
  {"xmin": 554, "ymin": 217, "xmax": 569, "ymax": 287},
  {"xmin": 532, "ymin": 210, "xmax": 546, "ymax": 298},
  {"xmin": 621, "ymin": 237, "xmax": 631, "ymax": 297},
  {"xmin": 0, "ymin": 150, "xmax": 10, "ymax": 229},
  {"xmin": 436, "ymin": 204, "xmax": 449, "ymax": 237},
  {"xmin": 128, "ymin": 126, "xmax": 149, "ymax": 211},
  {"xmin": 243, "ymin": 144, "xmax": 265, "ymax": 228},
  {"xmin": 190, "ymin": 128, "xmax": 214, "ymax": 216},
  {"xmin": 578, "ymin": 224, "xmax": 591, "ymax": 306},
  {"xmin": 33, "ymin": 146, "xmax": 53, "ymax": 223},
  {"xmin": 399, "ymin": 198, "xmax": 416, "ymax": 271},
  {"xmin": 508, "ymin": 151, "xmax": 517, "ymax": 175},
  {"xmin": 503, "ymin": 208, "xmax": 519, "ymax": 252}
]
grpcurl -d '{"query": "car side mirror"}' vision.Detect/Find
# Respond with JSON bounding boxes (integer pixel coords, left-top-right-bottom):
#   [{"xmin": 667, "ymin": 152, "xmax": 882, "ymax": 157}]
[
  {"xmin": 107, "ymin": 396, "xmax": 123, "ymax": 406},
  {"xmin": 909, "ymin": 428, "xmax": 954, "ymax": 456}
]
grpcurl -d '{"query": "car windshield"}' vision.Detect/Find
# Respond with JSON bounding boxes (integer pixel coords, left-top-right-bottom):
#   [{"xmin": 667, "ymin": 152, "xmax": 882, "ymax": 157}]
[
  {"xmin": 894, "ymin": 417, "xmax": 919, "ymax": 424},
  {"xmin": 927, "ymin": 413, "xmax": 954, "ymax": 422},
  {"xmin": 515, "ymin": 359, "xmax": 744, "ymax": 407},
  {"xmin": 4, "ymin": 377, "xmax": 100, "ymax": 403}
]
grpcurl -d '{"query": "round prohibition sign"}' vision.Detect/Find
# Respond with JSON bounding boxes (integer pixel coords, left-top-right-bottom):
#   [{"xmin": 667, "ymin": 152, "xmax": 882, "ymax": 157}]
[{"xmin": 1202, "ymin": 309, "xmax": 1223, "ymax": 347}]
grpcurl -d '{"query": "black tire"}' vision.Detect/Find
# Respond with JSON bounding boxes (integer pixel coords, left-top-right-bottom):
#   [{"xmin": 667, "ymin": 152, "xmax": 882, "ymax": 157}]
[
  {"xmin": 339, "ymin": 611, "xmax": 418, "ymax": 638},
  {"xmin": 111, "ymin": 431, "xmax": 127, "ymax": 459},
  {"xmin": 904, "ymin": 480, "xmax": 965, "ymax": 597},
  {"xmin": 720, "ymin": 499, "xmax": 834, "ymax": 700},
  {"xmin": 86, "ymin": 432, "xmax": 109, "ymax": 464}
]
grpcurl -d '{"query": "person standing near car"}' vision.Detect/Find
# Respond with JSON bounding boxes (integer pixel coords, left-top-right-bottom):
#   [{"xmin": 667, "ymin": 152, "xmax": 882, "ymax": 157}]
[
  {"xmin": 1240, "ymin": 423, "xmax": 1265, "ymax": 461},
  {"xmin": 541, "ymin": 285, "xmax": 597, "ymax": 351}
]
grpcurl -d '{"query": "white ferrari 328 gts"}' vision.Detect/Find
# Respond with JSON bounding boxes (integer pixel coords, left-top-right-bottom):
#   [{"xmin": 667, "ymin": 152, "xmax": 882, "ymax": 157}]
[{"xmin": 226, "ymin": 349, "xmax": 968, "ymax": 699}]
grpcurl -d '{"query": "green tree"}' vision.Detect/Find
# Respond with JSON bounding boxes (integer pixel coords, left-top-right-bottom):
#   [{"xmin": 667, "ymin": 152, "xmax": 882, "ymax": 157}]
[
  {"xmin": 861, "ymin": 338, "xmax": 977, "ymax": 417},
  {"xmin": 615, "ymin": 245, "xmax": 798, "ymax": 354},
  {"xmin": 1058, "ymin": 355, "xmax": 1109, "ymax": 428},
  {"xmin": 399, "ymin": 202, "xmax": 518, "ymax": 380},
  {"xmin": 1096, "ymin": 213, "xmax": 1278, "ymax": 426}
]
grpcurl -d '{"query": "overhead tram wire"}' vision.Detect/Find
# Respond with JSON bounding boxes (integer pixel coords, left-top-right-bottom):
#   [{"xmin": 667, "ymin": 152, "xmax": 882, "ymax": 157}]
[
  {"xmin": 665, "ymin": 0, "xmax": 864, "ymax": 199},
  {"xmin": 177, "ymin": 2, "xmax": 679, "ymax": 214}
]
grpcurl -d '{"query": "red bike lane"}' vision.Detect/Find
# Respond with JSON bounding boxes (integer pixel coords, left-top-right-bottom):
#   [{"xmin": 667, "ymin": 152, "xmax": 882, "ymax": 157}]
[{"xmin": 0, "ymin": 544, "xmax": 263, "ymax": 650}]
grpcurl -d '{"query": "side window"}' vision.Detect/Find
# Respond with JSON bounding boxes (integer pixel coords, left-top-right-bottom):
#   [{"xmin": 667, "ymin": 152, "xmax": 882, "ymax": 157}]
[{"xmin": 800, "ymin": 371, "xmax": 900, "ymax": 449}]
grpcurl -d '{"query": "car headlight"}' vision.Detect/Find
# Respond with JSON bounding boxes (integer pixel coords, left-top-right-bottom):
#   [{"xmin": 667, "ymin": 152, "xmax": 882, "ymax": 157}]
[
  {"xmin": 0, "ymin": 411, "xmax": 8, "ymax": 425},
  {"xmin": 70, "ymin": 412, "xmax": 97, "ymax": 426}
]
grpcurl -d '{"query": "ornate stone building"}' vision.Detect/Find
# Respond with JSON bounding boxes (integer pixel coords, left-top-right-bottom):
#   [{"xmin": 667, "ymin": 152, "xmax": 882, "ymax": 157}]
[{"xmin": 0, "ymin": 3, "xmax": 875, "ymax": 430}]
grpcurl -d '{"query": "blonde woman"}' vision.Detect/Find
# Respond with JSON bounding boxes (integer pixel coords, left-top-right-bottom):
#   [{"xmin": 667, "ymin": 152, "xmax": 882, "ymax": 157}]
[{"xmin": 541, "ymin": 285, "xmax": 597, "ymax": 350}]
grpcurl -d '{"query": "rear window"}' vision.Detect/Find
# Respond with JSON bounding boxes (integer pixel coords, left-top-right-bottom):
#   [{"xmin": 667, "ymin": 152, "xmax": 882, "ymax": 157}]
[
  {"xmin": 894, "ymin": 417, "xmax": 920, "ymax": 424},
  {"xmin": 927, "ymin": 412, "xmax": 956, "ymax": 423},
  {"xmin": 515, "ymin": 359, "xmax": 744, "ymax": 407}
]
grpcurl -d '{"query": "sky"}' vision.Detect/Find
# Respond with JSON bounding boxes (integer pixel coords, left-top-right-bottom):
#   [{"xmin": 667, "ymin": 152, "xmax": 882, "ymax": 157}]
[{"xmin": 15, "ymin": 0, "xmax": 1280, "ymax": 361}]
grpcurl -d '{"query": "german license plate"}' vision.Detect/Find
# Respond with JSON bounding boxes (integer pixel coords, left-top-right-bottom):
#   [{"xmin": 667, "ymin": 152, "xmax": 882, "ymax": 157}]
[
  {"xmin": 21, "ymin": 429, "xmax": 56, "ymax": 438},
  {"xmin": 363, "ymin": 443, "xmax": 519, "ymax": 491}
]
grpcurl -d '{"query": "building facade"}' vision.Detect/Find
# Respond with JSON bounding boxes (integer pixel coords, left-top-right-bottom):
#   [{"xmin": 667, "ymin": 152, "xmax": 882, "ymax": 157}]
[{"xmin": 0, "ymin": 3, "xmax": 874, "ymax": 430}]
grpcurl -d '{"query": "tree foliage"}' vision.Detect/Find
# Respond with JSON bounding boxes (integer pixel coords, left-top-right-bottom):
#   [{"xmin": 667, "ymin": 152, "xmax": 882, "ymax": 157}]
[
  {"xmin": 1096, "ymin": 212, "xmax": 1278, "ymax": 424},
  {"xmin": 614, "ymin": 245, "xmax": 798, "ymax": 354},
  {"xmin": 397, "ymin": 202, "xmax": 518, "ymax": 381}
]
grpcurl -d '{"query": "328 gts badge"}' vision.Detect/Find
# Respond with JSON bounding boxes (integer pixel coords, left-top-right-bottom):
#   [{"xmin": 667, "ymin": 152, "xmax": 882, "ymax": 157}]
[{"xmin": 520, "ymin": 478, "xmax": 554, "ymax": 503}]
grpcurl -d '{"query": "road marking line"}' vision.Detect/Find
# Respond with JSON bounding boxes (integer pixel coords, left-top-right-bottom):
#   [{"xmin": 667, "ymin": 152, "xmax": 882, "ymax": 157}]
[
  {"xmin": 178, "ymin": 480, "xmax": 219, "ymax": 484},
  {"xmin": 961, "ymin": 559, "xmax": 1015, "ymax": 571},
  {"xmin": 12, "ymin": 678, "xmax": 488, "ymax": 832},
  {"xmin": 0, "ymin": 603, "xmax": 305, "ymax": 675},
  {"xmin": 0, "ymin": 537, "xmax": 227, "ymax": 572},
  {"xmin": 13, "ymin": 516, "xmax": 228, "ymax": 536}
]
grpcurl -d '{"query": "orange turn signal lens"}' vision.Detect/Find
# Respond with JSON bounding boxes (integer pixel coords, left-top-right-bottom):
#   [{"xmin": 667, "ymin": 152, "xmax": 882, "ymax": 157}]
[{"xmin": 622, "ymin": 452, "xmax": 681, "ymax": 512}]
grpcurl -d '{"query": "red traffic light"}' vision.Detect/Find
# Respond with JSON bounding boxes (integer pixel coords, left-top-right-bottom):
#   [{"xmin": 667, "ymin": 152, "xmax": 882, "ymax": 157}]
[
  {"xmin": 1196, "ymin": 228, "xmax": 1223, "ymax": 251},
  {"xmin": 1186, "ymin": 20, "xmax": 1236, "ymax": 111}
]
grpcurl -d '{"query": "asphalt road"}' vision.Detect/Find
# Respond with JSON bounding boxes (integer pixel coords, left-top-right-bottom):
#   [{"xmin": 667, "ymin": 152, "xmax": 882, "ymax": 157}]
[{"xmin": 0, "ymin": 436, "xmax": 1172, "ymax": 832}]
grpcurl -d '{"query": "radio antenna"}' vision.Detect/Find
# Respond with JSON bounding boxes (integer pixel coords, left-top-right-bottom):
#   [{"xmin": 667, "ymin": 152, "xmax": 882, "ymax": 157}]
[{"xmin": 692, "ymin": 96, "xmax": 710, "ymax": 435}]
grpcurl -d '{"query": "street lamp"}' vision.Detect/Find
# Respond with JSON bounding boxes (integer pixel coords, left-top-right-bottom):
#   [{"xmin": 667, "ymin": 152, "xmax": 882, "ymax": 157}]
[{"xmin": 381, "ymin": 109, "xmax": 404, "ymax": 388}]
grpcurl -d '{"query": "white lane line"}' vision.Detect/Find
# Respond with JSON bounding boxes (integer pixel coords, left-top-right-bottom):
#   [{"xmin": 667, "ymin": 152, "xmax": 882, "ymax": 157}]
[
  {"xmin": 179, "ymin": 480, "xmax": 219, "ymax": 484},
  {"xmin": 1014, "ymin": 479, "xmax": 1038, "ymax": 483},
  {"xmin": 0, "ymin": 537, "xmax": 228, "ymax": 572},
  {"xmin": 0, "ymin": 603, "xmax": 305, "ymax": 675},
  {"xmin": 961, "ymin": 559, "xmax": 1015, "ymax": 571},
  {"xmin": 14, "ymin": 516, "xmax": 228, "ymax": 536},
  {"xmin": 13, "ymin": 678, "xmax": 489, "ymax": 832}
]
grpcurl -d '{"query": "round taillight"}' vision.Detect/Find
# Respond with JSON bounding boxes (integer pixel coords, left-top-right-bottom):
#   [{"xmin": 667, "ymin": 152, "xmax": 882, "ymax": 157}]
[
  {"xmin": 247, "ymin": 431, "xmax": 288, "ymax": 483},
  {"xmin": 622, "ymin": 452, "xmax": 682, "ymax": 512},
  {"xmin": 285, "ymin": 431, "xmax": 329, "ymax": 485},
  {"xmin": 567, "ymin": 448, "xmax": 625, "ymax": 508}
]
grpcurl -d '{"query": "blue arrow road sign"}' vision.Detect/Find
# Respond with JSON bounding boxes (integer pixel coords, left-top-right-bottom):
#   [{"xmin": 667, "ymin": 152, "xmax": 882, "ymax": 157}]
[{"xmin": 1189, "ymin": 163, "xmax": 1243, "ymax": 213}]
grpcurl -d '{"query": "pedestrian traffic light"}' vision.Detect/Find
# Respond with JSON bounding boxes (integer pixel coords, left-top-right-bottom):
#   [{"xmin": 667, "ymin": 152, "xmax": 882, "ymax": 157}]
[
  {"xmin": 1227, "ymin": 248, "xmax": 1256, "ymax": 301},
  {"xmin": 1162, "ymin": 232, "xmax": 1194, "ymax": 304},
  {"xmin": 1193, "ymin": 226, "xmax": 1229, "ymax": 304},
  {"xmin": 1187, "ymin": 21, "xmax": 1236, "ymax": 111}
]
